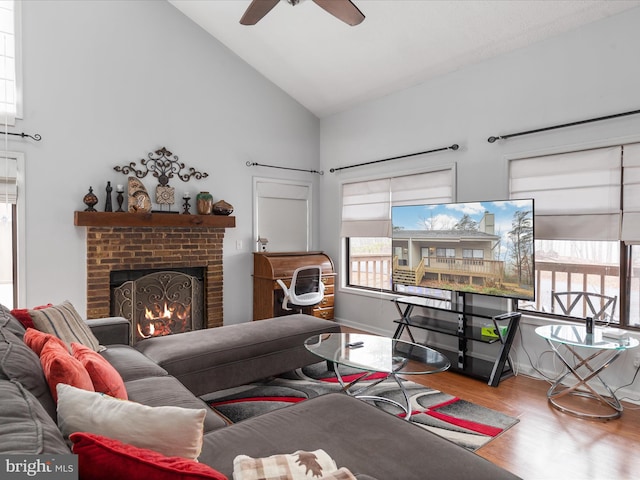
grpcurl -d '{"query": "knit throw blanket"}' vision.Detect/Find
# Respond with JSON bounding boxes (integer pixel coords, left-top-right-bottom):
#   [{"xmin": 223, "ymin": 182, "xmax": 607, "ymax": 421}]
[{"xmin": 233, "ymin": 449, "xmax": 355, "ymax": 480}]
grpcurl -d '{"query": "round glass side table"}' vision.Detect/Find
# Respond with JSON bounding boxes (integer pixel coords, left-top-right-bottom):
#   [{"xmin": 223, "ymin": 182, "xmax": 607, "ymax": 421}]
[{"xmin": 535, "ymin": 324, "xmax": 639, "ymax": 419}]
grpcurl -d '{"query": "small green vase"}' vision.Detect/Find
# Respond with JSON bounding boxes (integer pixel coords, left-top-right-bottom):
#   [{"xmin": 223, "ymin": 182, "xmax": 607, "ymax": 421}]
[{"xmin": 196, "ymin": 191, "xmax": 213, "ymax": 215}]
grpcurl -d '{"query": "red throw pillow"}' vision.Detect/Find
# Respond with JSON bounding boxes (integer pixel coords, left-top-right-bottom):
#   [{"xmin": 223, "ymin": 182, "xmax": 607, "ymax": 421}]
[
  {"xmin": 70, "ymin": 432, "xmax": 228, "ymax": 480},
  {"xmin": 24, "ymin": 327, "xmax": 69, "ymax": 355},
  {"xmin": 11, "ymin": 304, "xmax": 53, "ymax": 329},
  {"xmin": 71, "ymin": 342, "xmax": 128, "ymax": 400},
  {"xmin": 39, "ymin": 341, "xmax": 94, "ymax": 402}
]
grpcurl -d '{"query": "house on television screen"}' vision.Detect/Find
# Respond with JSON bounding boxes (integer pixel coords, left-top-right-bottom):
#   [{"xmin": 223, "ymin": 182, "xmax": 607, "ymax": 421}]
[{"xmin": 392, "ymin": 211, "xmax": 507, "ymax": 292}]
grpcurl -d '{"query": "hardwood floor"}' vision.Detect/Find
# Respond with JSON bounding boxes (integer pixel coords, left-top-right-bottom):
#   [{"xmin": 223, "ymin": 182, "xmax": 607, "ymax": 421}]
[
  {"xmin": 411, "ymin": 371, "xmax": 640, "ymax": 480},
  {"xmin": 341, "ymin": 327, "xmax": 640, "ymax": 479}
]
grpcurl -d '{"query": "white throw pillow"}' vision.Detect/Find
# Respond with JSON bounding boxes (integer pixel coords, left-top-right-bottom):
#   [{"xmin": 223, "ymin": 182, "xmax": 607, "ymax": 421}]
[{"xmin": 56, "ymin": 383, "xmax": 206, "ymax": 460}]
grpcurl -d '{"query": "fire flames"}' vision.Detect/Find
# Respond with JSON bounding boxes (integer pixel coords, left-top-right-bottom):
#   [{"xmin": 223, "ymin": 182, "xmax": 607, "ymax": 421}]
[{"xmin": 136, "ymin": 302, "xmax": 191, "ymax": 341}]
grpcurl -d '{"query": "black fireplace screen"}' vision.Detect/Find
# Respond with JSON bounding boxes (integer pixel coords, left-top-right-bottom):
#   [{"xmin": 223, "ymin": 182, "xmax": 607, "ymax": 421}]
[{"xmin": 111, "ymin": 269, "xmax": 204, "ymax": 344}]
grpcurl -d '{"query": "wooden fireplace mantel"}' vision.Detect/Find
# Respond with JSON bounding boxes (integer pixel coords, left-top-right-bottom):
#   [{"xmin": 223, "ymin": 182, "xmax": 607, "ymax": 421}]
[{"xmin": 74, "ymin": 211, "xmax": 236, "ymax": 228}]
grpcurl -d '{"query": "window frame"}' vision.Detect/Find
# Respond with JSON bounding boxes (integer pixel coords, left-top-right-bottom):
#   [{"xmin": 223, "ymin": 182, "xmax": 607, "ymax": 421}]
[{"xmin": 0, "ymin": 150, "xmax": 24, "ymax": 308}]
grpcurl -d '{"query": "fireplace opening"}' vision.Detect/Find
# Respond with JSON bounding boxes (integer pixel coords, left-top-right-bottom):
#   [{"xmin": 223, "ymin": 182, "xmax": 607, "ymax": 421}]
[{"xmin": 110, "ymin": 267, "xmax": 205, "ymax": 344}]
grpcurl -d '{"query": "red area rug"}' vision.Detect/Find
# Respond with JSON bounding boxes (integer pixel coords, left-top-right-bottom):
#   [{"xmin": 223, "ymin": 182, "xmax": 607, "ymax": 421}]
[{"xmin": 203, "ymin": 362, "xmax": 518, "ymax": 451}]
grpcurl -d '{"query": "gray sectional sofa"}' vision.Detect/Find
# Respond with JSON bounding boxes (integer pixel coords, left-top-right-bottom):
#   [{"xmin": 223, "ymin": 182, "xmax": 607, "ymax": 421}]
[{"xmin": 0, "ymin": 304, "xmax": 521, "ymax": 479}]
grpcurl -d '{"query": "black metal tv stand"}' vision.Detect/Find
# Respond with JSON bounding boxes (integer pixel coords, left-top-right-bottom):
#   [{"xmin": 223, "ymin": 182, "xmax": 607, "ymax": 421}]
[{"xmin": 392, "ymin": 294, "xmax": 521, "ymax": 387}]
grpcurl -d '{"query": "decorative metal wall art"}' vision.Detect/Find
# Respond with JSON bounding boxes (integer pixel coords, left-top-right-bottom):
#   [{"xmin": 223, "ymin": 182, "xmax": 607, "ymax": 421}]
[
  {"xmin": 114, "ymin": 147, "xmax": 208, "ymax": 213},
  {"xmin": 115, "ymin": 147, "xmax": 208, "ymax": 182}
]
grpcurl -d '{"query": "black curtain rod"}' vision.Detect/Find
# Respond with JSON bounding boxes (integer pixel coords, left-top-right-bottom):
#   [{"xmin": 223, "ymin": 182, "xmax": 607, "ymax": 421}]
[
  {"xmin": 330, "ymin": 144, "xmax": 459, "ymax": 173},
  {"xmin": 487, "ymin": 108, "xmax": 640, "ymax": 143},
  {"xmin": 245, "ymin": 161, "xmax": 324, "ymax": 175},
  {"xmin": 0, "ymin": 131, "xmax": 42, "ymax": 141}
]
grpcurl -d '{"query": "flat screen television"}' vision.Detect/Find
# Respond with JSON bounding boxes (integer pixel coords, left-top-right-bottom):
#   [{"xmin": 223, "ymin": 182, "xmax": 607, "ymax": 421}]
[{"xmin": 391, "ymin": 199, "xmax": 534, "ymax": 302}]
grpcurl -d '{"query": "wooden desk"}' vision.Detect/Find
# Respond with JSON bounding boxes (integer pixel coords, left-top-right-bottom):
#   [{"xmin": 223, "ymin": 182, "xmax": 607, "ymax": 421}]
[{"xmin": 253, "ymin": 251, "xmax": 335, "ymax": 321}]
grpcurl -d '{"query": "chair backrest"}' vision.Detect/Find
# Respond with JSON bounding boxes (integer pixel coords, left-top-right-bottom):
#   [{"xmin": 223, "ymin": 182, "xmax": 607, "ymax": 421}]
[
  {"xmin": 289, "ymin": 265, "xmax": 324, "ymax": 303},
  {"xmin": 276, "ymin": 265, "xmax": 325, "ymax": 310},
  {"xmin": 551, "ymin": 291, "xmax": 617, "ymax": 322}
]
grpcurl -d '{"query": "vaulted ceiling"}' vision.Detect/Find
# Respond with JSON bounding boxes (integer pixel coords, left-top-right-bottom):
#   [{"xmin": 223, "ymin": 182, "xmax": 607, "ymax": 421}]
[{"xmin": 169, "ymin": 0, "xmax": 640, "ymax": 118}]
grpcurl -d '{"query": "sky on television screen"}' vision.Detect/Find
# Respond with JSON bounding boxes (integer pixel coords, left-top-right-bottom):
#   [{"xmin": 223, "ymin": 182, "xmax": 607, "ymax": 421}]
[{"xmin": 392, "ymin": 200, "xmax": 533, "ymax": 236}]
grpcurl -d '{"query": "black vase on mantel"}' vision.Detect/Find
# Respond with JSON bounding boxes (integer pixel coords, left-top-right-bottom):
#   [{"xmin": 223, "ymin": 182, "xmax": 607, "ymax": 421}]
[{"xmin": 83, "ymin": 187, "xmax": 98, "ymax": 212}]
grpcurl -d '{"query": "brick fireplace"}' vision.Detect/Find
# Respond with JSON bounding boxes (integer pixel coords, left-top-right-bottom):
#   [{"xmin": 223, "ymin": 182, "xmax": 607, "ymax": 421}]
[{"xmin": 75, "ymin": 212, "xmax": 235, "ymax": 330}]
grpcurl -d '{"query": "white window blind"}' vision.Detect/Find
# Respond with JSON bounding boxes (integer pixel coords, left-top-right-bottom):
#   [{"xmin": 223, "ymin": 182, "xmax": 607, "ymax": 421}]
[
  {"xmin": 0, "ymin": 1, "xmax": 15, "ymax": 124},
  {"xmin": 341, "ymin": 168, "xmax": 454, "ymax": 238},
  {"xmin": 622, "ymin": 143, "xmax": 640, "ymax": 243},
  {"xmin": 509, "ymin": 147, "xmax": 621, "ymax": 241},
  {"xmin": 341, "ymin": 177, "xmax": 391, "ymax": 237},
  {"xmin": 0, "ymin": 155, "xmax": 17, "ymax": 204}
]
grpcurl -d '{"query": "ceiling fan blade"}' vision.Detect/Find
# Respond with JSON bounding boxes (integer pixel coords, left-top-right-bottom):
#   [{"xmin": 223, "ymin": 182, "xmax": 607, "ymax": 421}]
[
  {"xmin": 312, "ymin": 0, "xmax": 365, "ymax": 26},
  {"xmin": 240, "ymin": 0, "xmax": 281, "ymax": 25}
]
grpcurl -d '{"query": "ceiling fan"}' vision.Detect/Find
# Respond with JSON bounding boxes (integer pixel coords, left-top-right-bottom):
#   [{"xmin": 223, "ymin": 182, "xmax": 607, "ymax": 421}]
[{"xmin": 240, "ymin": 0, "xmax": 365, "ymax": 26}]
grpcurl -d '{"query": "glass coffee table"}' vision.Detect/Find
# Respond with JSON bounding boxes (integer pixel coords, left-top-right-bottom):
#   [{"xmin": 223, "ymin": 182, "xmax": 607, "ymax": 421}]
[
  {"xmin": 304, "ymin": 333, "xmax": 450, "ymax": 420},
  {"xmin": 535, "ymin": 324, "xmax": 639, "ymax": 419}
]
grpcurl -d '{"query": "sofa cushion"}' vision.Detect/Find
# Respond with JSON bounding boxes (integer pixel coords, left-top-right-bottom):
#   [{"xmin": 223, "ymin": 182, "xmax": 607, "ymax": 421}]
[
  {"xmin": 0, "ymin": 304, "xmax": 27, "ymax": 338},
  {"xmin": 72, "ymin": 342, "xmax": 128, "ymax": 399},
  {"xmin": 0, "ymin": 378, "xmax": 70, "ymax": 454},
  {"xmin": 0, "ymin": 327, "xmax": 57, "ymax": 419},
  {"xmin": 199, "ymin": 393, "xmax": 521, "ymax": 480},
  {"xmin": 124, "ymin": 376, "xmax": 227, "ymax": 433},
  {"xmin": 70, "ymin": 432, "xmax": 228, "ymax": 480},
  {"xmin": 99, "ymin": 344, "xmax": 168, "ymax": 381},
  {"xmin": 40, "ymin": 341, "xmax": 94, "ymax": 402},
  {"xmin": 57, "ymin": 383, "xmax": 207, "ymax": 460},
  {"xmin": 29, "ymin": 300, "xmax": 103, "ymax": 352},
  {"xmin": 135, "ymin": 315, "xmax": 341, "ymax": 396}
]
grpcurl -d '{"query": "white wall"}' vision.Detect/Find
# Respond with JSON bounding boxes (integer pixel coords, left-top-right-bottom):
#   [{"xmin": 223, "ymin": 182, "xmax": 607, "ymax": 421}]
[
  {"xmin": 319, "ymin": 7, "xmax": 640, "ymax": 400},
  {"xmin": 13, "ymin": 0, "xmax": 319, "ymax": 324}
]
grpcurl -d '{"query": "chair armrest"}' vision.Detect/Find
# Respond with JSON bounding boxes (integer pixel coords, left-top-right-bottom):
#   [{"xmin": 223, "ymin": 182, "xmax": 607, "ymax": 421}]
[{"xmin": 86, "ymin": 317, "xmax": 131, "ymax": 345}]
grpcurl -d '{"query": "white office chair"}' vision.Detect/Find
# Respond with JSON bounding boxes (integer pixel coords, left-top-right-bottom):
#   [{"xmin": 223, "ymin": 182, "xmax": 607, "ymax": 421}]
[{"xmin": 277, "ymin": 265, "xmax": 325, "ymax": 311}]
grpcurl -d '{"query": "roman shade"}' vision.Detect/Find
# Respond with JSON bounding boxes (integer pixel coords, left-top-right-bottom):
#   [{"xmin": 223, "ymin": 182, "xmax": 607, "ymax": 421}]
[
  {"xmin": 341, "ymin": 167, "xmax": 454, "ymax": 238},
  {"xmin": 509, "ymin": 146, "xmax": 622, "ymax": 241},
  {"xmin": 622, "ymin": 142, "xmax": 640, "ymax": 243}
]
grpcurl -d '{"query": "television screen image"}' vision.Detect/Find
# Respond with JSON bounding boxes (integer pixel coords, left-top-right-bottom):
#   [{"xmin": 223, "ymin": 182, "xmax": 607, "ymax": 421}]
[{"xmin": 391, "ymin": 199, "xmax": 534, "ymax": 301}]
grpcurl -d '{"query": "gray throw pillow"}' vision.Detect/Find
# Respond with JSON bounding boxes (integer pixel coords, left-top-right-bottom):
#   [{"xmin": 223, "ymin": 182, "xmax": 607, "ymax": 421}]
[{"xmin": 29, "ymin": 301, "xmax": 103, "ymax": 352}]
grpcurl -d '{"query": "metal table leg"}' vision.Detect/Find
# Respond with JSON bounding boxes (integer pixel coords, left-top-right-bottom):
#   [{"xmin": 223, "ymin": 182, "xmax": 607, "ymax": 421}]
[
  {"xmin": 545, "ymin": 339, "xmax": 624, "ymax": 419},
  {"xmin": 332, "ymin": 358, "xmax": 414, "ymax": 421}
]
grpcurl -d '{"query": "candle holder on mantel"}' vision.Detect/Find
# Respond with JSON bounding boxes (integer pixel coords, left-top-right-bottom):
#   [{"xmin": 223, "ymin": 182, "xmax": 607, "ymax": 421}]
[
  {"xmin": 115, "ymin": 184, "xmax": 125, "ymax": 212},
  {"xmin": 182, "ymin": 193, "xmax": 191, "ymax": 214}
]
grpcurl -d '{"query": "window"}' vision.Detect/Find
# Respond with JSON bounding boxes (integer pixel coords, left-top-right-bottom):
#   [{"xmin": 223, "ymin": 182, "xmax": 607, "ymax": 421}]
[
  {"xmin": 0, "ymin": 0, "xmax": 18, "ymax": 123},
  {"xmin": 0, "ymin": 154, "xmax": 16, "ymax": 308},
  {"xmin": 342, "ymin": 167, "xmax": 454, "ymax": 292},
  {"xmin": 509, "ymin": 144, "xmax": 640, "ymax": 329},
  {"xmin": 462, "ymin": 249, "xmax": 484, "ymax": 265},
  {"xmin": 0, "ymin": 1, "xmax": 19, "ymax": 308}
]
